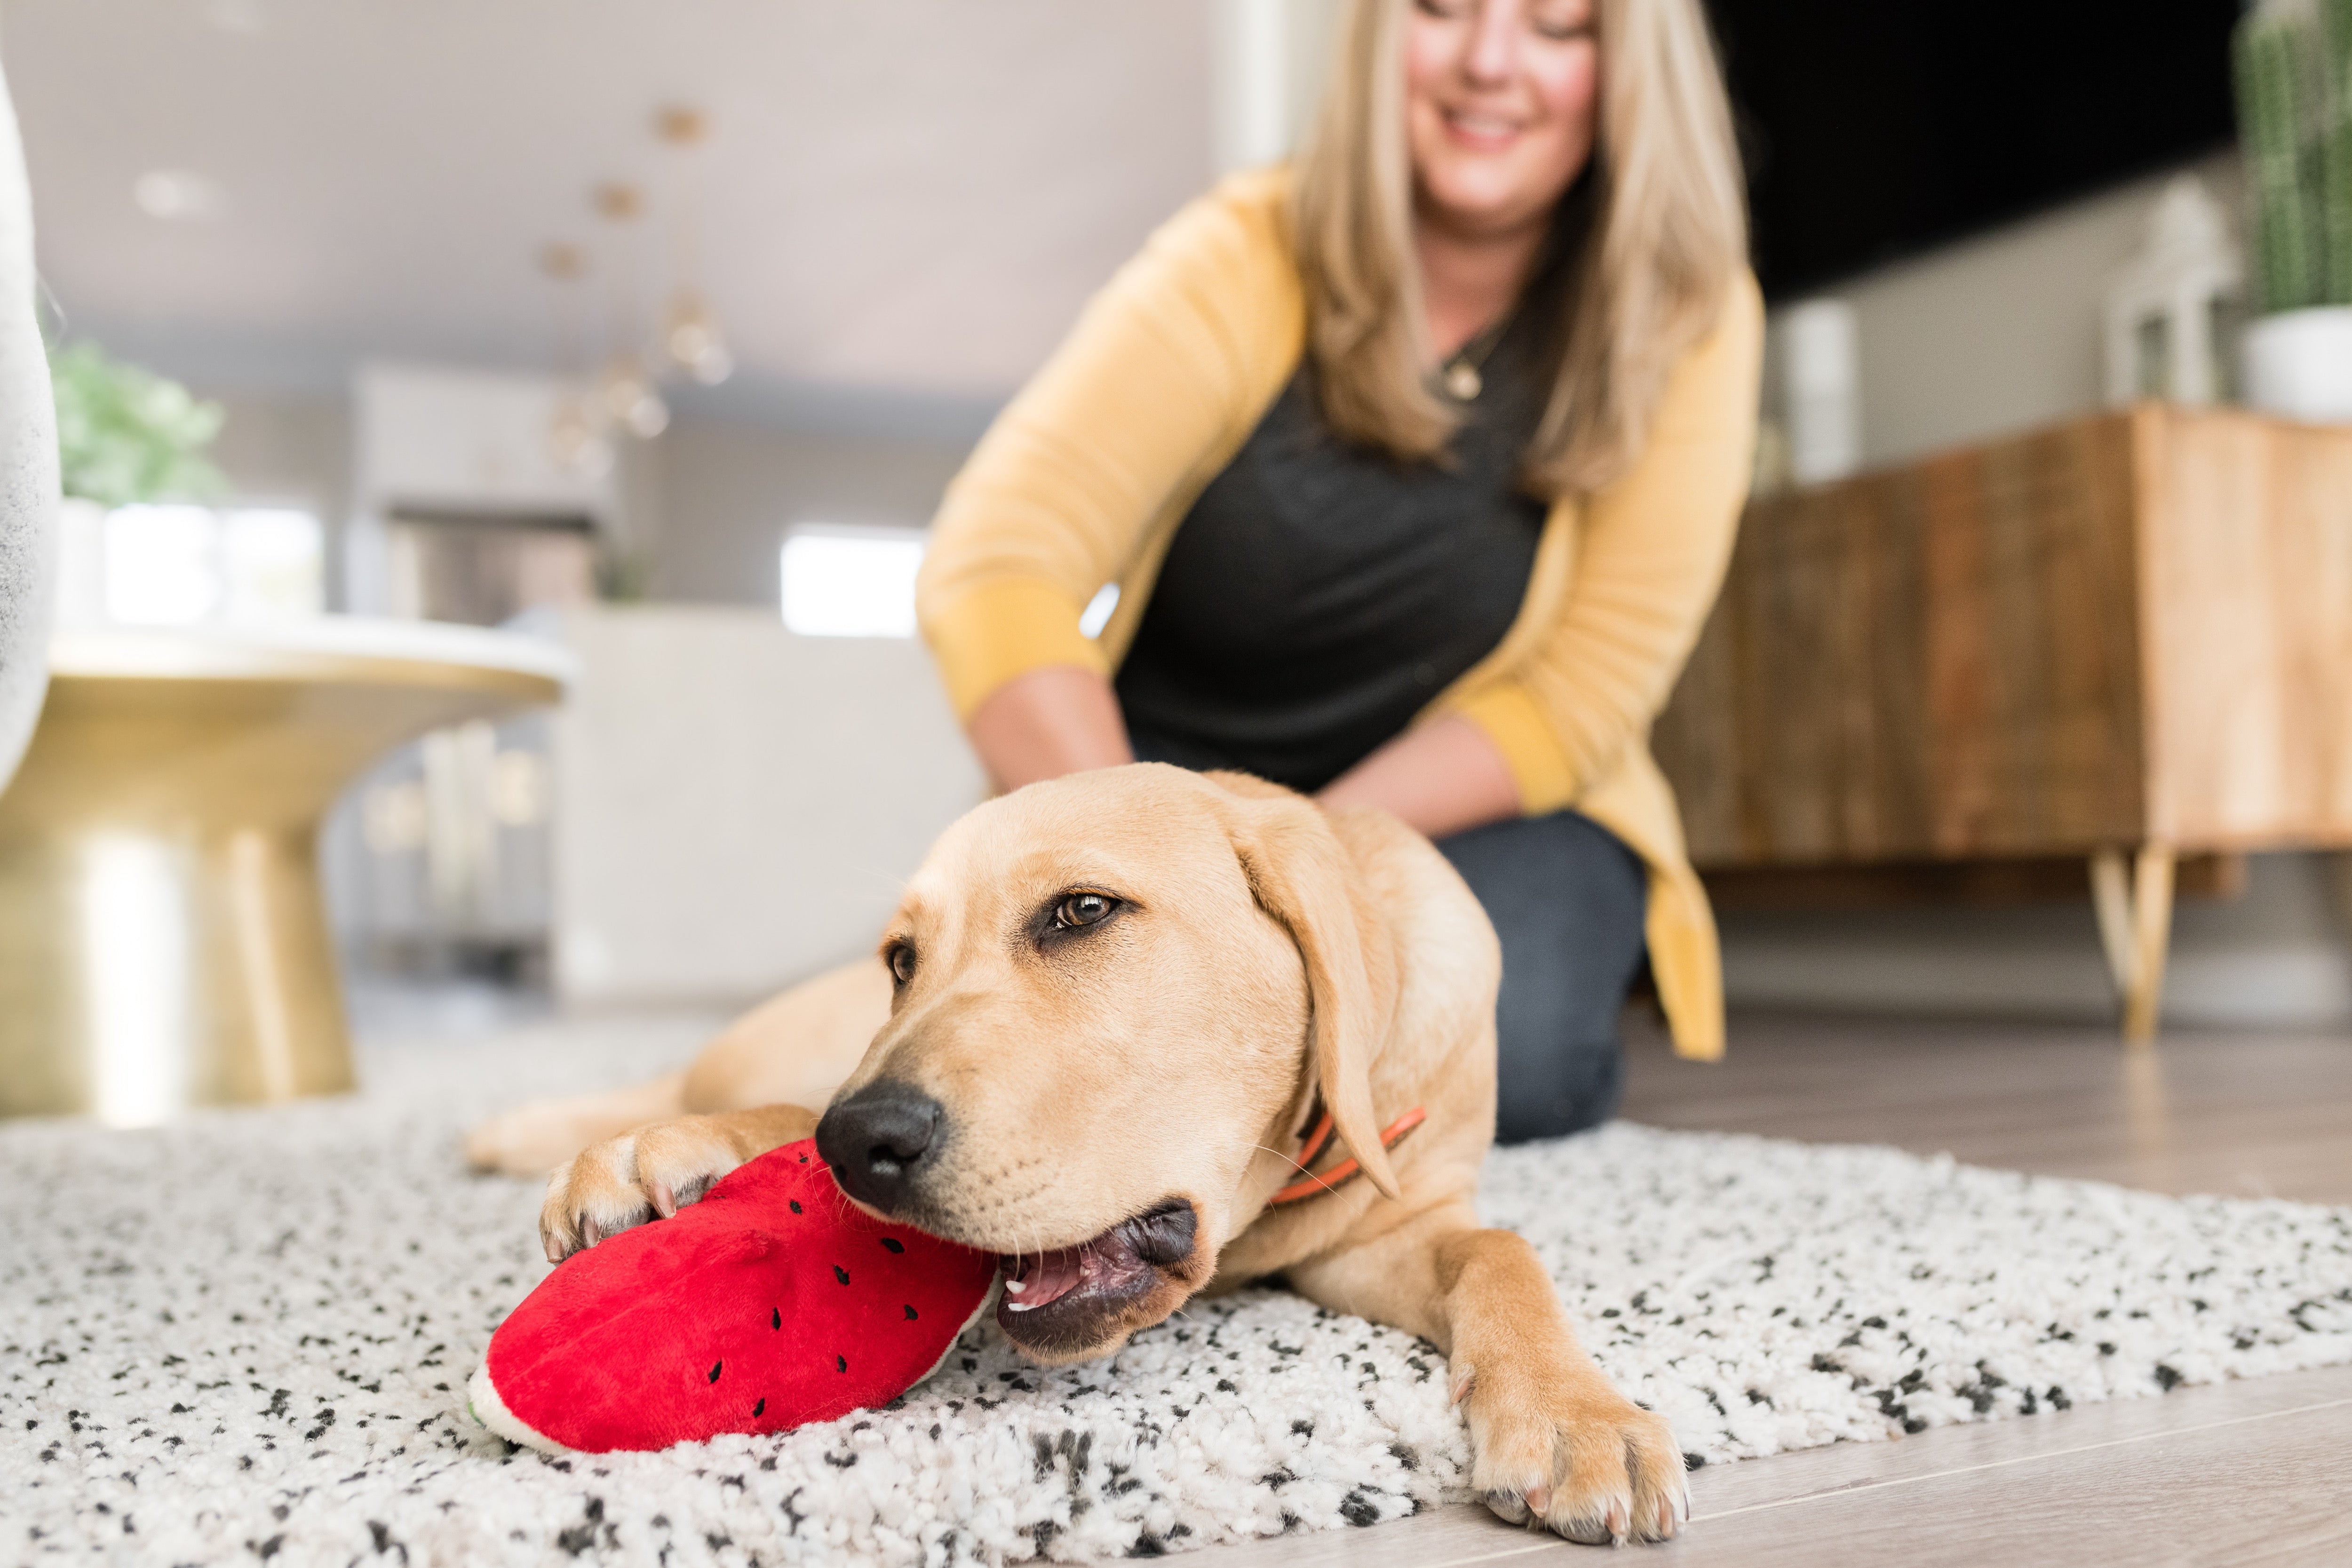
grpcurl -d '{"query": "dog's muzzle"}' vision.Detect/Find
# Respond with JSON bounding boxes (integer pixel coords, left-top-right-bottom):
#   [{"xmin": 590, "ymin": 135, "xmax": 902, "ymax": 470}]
[{"xmin": 815, "ymin": 1080, "xmax": 943, "ymax": 1211}]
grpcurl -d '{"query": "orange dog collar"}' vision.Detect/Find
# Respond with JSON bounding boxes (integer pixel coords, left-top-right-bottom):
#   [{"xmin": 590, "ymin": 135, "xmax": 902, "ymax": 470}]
[{"xmin": 1267, "ymin": 1105, "xmax": 1427, "ymax": 1207}]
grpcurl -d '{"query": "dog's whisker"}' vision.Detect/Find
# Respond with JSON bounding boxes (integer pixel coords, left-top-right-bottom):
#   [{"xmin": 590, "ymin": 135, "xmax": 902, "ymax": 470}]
[{"xmin": 1254, "ymin": 1141, "xmax": 1316, "ymax": 1179}]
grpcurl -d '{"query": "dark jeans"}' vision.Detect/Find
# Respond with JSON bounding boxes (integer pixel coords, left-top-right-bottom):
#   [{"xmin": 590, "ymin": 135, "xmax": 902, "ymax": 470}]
[{"xmin": 1434, "ymin": 810, "xmax": 1647, "ymax": 1144}]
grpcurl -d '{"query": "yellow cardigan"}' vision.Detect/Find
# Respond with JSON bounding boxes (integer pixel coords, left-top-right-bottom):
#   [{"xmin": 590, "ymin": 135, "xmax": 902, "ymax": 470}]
[{"xmin": 916, "ymin": 167, "xmax": 1763, "ymax": 1060}]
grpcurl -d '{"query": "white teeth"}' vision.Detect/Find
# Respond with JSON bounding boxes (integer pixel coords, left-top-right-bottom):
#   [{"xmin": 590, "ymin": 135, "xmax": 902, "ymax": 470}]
[
  {"xmin": 1005, "ymin": 1280, "xmax": 1026, "ymax": 1293},
  {"xmin": 1006, "ymin": 1301, "xmax": 1038, "ymax": 1313}
]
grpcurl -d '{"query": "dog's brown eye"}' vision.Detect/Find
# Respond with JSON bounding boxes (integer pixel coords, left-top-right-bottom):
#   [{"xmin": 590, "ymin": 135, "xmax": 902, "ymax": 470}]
[
  {"xmin": 1056, "ymin": 892, "xmax": 1114, "ymax": 929},
  {"xmin": 888, "ymin": 944, "xmax": 916, "ymax": 984}
]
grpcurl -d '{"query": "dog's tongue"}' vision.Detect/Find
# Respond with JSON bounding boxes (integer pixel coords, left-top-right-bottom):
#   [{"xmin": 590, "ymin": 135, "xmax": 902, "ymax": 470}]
[
  {"xmin": 1001, "ymin": 1246, "xmax": 1090, "ymax": 1312},
  {"xmin": 999, "ymin": 1206, "xmax": 1191, "ymax": 1318}
]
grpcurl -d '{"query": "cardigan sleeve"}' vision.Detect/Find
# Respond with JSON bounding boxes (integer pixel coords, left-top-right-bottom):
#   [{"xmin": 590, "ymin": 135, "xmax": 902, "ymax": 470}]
[
  {"xmin": 916, "ymin": 173, "xmax": 1299, "ymax": 721},
  {"xmin": 1445, "ymin": 272, "xmax": 1764, "ymax": 814}
]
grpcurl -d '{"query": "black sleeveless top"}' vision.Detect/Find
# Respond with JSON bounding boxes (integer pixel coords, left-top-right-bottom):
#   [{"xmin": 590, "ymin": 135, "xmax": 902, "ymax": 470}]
[{"xmin": 1115, "ymin": 305, "xmax": 1554, "ymax": 793}]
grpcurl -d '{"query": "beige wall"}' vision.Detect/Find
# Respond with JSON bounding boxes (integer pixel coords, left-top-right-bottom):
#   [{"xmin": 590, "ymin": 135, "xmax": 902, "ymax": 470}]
[
  {"xmin": 1814, "ymin": 150, "xmax": 2244, "ymax": 469},
  {"xmin": 204, "ymin": 390, "xmax": 351, "ymax": 513},
  {"xmin": 648, "ymin": 422, "xmax": 974, "ymax": 607}
]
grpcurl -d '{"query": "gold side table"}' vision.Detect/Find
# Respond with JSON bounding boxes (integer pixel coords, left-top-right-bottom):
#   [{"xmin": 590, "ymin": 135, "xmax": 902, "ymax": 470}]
[{"xmin": 0, "ymin": 620, "xmax": 568, "ymax": 1124}]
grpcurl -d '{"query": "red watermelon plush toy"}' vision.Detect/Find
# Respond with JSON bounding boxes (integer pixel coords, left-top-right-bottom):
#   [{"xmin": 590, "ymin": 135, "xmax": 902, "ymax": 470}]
[{"xmin": 468, "ymin": 1138, "xmax": 999, "ymax": 1454}]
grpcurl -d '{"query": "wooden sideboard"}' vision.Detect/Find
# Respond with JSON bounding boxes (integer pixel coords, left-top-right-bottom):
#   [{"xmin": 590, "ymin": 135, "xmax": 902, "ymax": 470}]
[{"xmin": 1653, "ymin": 404, "xmax": 2352, "ymax": 1040}]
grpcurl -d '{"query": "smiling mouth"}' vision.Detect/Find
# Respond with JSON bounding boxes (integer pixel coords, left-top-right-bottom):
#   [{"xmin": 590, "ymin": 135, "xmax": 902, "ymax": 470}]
[
  {"xmin": 1443, "ymin": 108, "xmax": 1522, "ymax": 142},
  {"xmin": 995, "ymin": 1198, "xmax": 1197, "ymax": 1354}
]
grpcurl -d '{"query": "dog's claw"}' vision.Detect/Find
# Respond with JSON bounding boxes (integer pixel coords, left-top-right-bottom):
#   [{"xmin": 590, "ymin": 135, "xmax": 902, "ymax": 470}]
[
  {"xmin": 1559, "ymin": 1512, "xmax": 1613, "ymax": 1545},
  {"xmin": 649, "ymin": 1182, "xmax": 677, "ymax": 1219},
  {"xmin": 1449, "ymin": 1366, "xmax": 1475, "ymax": 1406},
  {"xmin": 1524, "ymin": 1484, "xmax": 1550, "ymax": 1517}
]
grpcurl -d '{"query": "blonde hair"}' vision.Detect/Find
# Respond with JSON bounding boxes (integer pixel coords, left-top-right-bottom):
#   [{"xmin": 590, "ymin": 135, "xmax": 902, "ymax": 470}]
[{"xmin": 1295, "ymin": 0, "xmax": 1747, "ymax": 496}]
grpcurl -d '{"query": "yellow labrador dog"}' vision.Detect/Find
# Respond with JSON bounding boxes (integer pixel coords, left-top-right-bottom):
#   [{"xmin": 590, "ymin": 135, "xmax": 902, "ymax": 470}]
[{"xmin": 469, "ymin": 764, "xmax": 1686, "ymax": 1544}]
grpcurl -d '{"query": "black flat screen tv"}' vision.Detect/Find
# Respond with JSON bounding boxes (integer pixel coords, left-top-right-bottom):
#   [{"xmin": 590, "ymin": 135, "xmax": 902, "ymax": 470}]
[{"xmin": 1701, "ymin": 1, "xmax": 2244, "ymax": 298}]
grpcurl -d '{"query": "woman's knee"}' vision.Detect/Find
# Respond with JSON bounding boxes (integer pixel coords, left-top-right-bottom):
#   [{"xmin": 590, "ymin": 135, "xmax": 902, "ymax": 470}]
[
  {"xmin": 1492, "ymin": 1033, "xmax": 1624, "ymax": 1143},
  {"xmin": 1437, "ymin": 811, "xmax": 1646, "ymax": 1141}
]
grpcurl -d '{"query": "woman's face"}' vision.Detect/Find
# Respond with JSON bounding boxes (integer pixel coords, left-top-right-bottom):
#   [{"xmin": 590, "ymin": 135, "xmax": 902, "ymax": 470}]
[{"xmin": 1404, "ymin": 0, "xmax": 1599, "ymax": 238}]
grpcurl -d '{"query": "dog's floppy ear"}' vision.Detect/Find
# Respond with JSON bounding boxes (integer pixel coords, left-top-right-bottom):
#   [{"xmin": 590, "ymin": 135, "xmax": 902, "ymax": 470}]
[{"xmin": 1216, "ymin": 781, "xmax": 1403, "ymax": 1201}]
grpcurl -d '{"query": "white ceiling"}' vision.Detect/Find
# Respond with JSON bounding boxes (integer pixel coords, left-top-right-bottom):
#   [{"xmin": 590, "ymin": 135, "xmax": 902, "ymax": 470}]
[{"xmin": 3, "ymin": 0, "xmax": 1217, "ymax": 434}]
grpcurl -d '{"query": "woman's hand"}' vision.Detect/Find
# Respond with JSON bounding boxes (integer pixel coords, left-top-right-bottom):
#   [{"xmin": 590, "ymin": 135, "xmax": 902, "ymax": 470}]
[
  {"xmin": 964, "ymin": 665, "xmax": 1135, "ymax": 794},
  {"xmin": 1318, "ymin": 714, "xmax": 1520, "ymax": 840}
]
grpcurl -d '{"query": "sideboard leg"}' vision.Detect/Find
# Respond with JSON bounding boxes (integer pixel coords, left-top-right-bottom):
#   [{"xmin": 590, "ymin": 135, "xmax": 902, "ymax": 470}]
[
  {"xmin": 2090, "ymin": 844, "xmax": 2178, "ymax": 1045},
  {"xmin": 2124, "ymin": 844, "xmax": 2177, "ymax": 1045},
  {"xmin": 2091, "ymin": 849, "xmax": 2134, "ymax": 997}
]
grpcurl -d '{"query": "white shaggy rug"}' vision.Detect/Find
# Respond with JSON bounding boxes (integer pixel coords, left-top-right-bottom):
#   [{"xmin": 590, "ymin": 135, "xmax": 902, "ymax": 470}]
[{"xmin": 6, "ymin": 1018, "xmax": 2352, "ymax": 1567}]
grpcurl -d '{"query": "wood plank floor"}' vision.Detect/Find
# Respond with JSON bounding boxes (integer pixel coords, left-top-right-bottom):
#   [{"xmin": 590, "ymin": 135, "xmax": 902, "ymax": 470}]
[
  {"xmin": 1621, "ymin": 1011, "xmax": 2352, "ymax": 1206},
  {"xmin": 1192, "ymin": 1011, "xmax": 2352, "ymax": 1567}
]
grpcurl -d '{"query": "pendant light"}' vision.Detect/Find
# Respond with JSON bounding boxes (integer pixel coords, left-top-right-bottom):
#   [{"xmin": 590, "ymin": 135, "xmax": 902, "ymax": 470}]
[
  {"xmin": 539, "ymin": 242, "xmax": 614, "ymax": 479},
  {"xmin": 656, "ymin": 105, "xmax": 734, "ymax": 385},
  {"xmin": 593, "ymin": 181, "xmax": 671, "ymax": 440}
]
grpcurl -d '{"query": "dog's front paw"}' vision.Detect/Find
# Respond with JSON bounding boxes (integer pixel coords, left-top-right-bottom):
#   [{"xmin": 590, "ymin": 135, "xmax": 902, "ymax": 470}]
[
  {"xmin": 1454, "ymin": 1360, "xmax": 1689, "ymax": 1545},
  {"xmin": 538, "ymin": 1117, "xmax": 746, "ymax": 1264}
]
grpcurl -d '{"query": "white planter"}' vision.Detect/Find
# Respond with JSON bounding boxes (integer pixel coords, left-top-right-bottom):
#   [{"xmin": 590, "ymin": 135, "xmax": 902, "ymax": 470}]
[
  {"xmin": 0, "ymin": 61, "xmax": 58, "ymax": 794},
  {"xmin": 2242, "ymin": 306, "xmax": 2352, "ymax": 424},
  {"xmin": 51, "ymin": 497, "xmax": 109, "ymax": 628}
]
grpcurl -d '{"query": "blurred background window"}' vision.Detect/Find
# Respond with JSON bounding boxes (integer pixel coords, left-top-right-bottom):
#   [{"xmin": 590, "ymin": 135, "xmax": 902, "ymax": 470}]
[
  {"xmin": 778, "ymin": 525, "xmax": 925, "ymax": 639},
  {"xmin": 102, "ymin": 503, "xmax": 325, "ymax": 626}
]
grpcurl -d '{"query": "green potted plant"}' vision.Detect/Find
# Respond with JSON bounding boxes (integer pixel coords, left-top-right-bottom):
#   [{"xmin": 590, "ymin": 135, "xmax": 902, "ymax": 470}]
[
  {"xmin": 46, "ymin": 341, "xmax": 226, "ymax": 624},
  {"xmin": 2236, "ymin": 0, "xmax": 2352, "ymax": 420}
]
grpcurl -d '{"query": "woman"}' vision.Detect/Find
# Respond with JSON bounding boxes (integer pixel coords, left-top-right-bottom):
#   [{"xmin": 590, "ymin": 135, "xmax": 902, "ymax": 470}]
[{"xmin": 915, "ymin": 0, "xmax": 1761, "ymax": 1141}]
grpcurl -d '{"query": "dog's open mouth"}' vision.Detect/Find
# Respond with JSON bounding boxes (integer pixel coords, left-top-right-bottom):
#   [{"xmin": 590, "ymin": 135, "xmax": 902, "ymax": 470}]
[{"xmin": 994, "ymin": 1198, "xmax": 1197, "ymax": 1355}]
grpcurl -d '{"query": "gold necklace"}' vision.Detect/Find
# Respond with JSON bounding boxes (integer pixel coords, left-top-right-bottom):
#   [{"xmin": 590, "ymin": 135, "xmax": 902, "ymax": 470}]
[{"xmin": 1439, "ymin": 314, "xmax": 1511, "ymax": 402}]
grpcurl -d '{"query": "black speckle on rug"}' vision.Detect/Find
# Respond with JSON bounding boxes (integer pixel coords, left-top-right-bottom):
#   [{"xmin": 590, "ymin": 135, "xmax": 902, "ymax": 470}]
[{"xmin": 2, "ymin": 1018, "xmax": 2349, "ymax": 1564}]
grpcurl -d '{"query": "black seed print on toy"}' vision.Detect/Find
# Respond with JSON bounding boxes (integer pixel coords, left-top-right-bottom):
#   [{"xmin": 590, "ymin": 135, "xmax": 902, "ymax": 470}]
[
  {"xmin": 753, "ymin": 1398, "xmax": 765, "ymax": 1418},
  {"xmin": 708, "ymin": 1361, "xmax": 722, "ymax": 1383},
  {"xmin": 880, "ymin": 1238, "xmax": 905, "ymax": 1254},
  {"xmin": 833, "ymin": 1265, "xmax": 850, "ymax": 1285},
  {"xmin": 789, "ymin": 1200, "xmax": 802, "ymax": 1213},
  {"xmin": 771, "ymin": 1308, "xmax": 781, "ymax": 1330},
  {"xmin": 835, "ymin": 1354, "xmax": 847, "ymax": 1373},
  {"xmin": 904, "ymin": 1305, "xmax": 918, "ymax": 1320}
]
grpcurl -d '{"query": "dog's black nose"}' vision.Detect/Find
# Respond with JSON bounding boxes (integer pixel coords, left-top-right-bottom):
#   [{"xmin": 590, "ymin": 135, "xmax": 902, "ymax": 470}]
[{"xmin": 815, "ymin": 1080, "xmax": 943, "ymax": 1212}]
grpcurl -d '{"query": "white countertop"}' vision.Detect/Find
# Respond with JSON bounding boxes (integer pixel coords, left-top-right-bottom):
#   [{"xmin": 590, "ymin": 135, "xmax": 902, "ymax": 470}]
[{"xmin": 47, "ymin": 615, "xmax": 577, "ymax": 686}]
